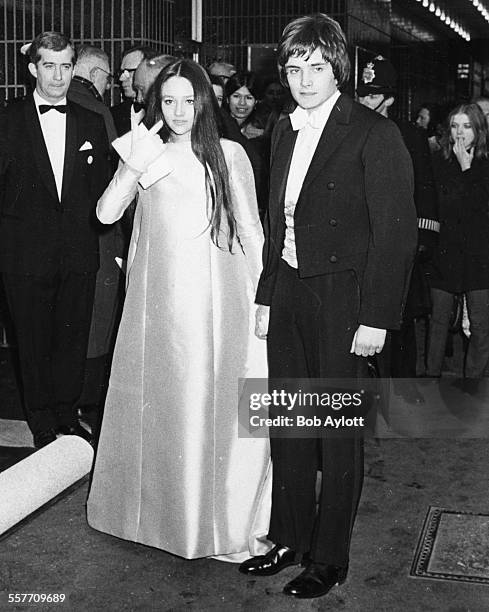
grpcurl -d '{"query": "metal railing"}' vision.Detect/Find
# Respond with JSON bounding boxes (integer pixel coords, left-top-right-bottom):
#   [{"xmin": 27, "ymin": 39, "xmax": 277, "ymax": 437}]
[{"xmin": 0, "ymin": 0, "xmax": 173, "ymax": 104}]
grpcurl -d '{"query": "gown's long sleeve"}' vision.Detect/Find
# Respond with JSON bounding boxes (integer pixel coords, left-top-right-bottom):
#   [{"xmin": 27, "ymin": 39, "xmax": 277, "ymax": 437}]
[
  {"xmin": 223, "ymin": 139, "xmax": 264, "ymax": 292},
  {"xmin": 97, "ymin": 162, "xmax": 140, "ymax": 224}
]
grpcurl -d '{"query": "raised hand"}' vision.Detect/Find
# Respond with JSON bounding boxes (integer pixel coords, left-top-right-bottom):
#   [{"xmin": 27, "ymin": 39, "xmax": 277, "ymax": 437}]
[
  {"xmin": 453, "ymin": 136, "xmax": 474, "ymax": 172},
  {"xmin": 126, "ymin": 108, "xmax": 165, "ymax": 174}
]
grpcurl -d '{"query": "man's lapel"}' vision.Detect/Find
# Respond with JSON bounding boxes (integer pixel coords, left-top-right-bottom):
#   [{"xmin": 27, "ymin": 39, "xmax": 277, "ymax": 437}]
[
  {"xmin": 298, "ymin": 93, "xmax": 353, "ymax": 201},
  {"xmin": 61, "ymin": 101, "xmax": 77, "ymax": 203},
  {"xmin": 270, "ymin": 121, "xmax": 297, "ymax": 210},
  {"xmin": 24, "ymin": 96, "xmax": 59, "ymax": 203}
]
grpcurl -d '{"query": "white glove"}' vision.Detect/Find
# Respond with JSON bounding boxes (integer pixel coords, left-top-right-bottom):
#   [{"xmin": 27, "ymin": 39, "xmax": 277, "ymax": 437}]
[{"xmin": 125, "ymin": 108, "xmax": 165, "ymax": 174}]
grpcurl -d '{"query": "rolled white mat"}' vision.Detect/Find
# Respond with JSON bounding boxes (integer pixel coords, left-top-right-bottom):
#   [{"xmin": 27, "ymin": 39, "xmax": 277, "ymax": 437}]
[{"xmin": 0, "ymin": 435, "xmax": 94, "ymax": 535}]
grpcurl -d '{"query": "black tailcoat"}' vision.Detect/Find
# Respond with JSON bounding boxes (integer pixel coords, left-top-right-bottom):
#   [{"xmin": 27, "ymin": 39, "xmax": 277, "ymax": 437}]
[{"xmin": 257, "ymin": 94, "xmax": 417, "ymax": 330}]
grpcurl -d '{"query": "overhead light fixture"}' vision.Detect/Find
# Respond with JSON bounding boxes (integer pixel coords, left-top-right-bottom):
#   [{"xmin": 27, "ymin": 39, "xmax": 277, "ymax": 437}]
[{"xmin": 416, "ymin": 0, "xmax": 471, "ymax": 41}]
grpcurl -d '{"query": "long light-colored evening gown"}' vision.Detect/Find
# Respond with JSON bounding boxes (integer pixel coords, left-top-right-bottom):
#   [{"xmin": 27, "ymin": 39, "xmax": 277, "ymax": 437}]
[{"xmin": 87, "ymin": 139, "xmax": 271, "ymax": 560}]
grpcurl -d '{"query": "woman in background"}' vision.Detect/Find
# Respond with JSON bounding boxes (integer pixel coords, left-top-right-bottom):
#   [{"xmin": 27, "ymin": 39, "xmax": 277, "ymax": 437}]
[
  {"xmin": 224, "ymin": 71, "xmax": 265, "ymax": 139},
  {"xmin": 87, "ymin": 59, "xmax": 271, "ymax": 561},
  {"xmin": 427, "ymin": 103, "xmax": 489, "ymax": 381},
  {"xmin": 224, "ymin": 71, "xmax": 270, "ymax": 218}
]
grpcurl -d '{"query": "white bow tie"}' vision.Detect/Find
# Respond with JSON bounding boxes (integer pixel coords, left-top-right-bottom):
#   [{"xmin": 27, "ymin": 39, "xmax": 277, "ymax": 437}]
[{"xmin": 290, "ymin": 107, "xmax": 321, "ymax": 131}]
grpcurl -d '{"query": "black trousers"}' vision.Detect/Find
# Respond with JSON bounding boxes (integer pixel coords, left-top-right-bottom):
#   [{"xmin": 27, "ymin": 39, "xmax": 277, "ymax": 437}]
[
  {"xmin": 376, "ymin": 319, "xmax": 417, "ymax": 378},
  {"xmin": 267, "ymin": 260, "xmax": 366, "ymax": 569},
  {"xmin": 3, "ymin": 271, "xmax": 96, "ymax": 435}
]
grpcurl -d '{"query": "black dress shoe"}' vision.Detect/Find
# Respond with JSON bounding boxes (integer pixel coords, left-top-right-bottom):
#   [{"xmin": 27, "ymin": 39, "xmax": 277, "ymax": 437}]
[
  {"xmin": 57, "ymin": 423, "xmax": 93, "ymax": 445},
  {"xmin": 239, "ymin": 544, "xmax": 298, "ymax": 576},
  {"xmin": 283, "ymin": 563, "xmax": 347, "ymax": 599},
  {"xmin": 33, "ymin": 428, "xmax": 57, "ymax": 449}
]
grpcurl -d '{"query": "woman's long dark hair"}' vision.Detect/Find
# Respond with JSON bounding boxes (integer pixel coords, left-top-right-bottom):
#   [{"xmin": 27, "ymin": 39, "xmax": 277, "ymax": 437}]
[
  {"xmin": 145, "ymin": 59, "xmax": 236, "ymax": 252},
  {"xmin": 224, "ymin": 71, "xmax": 261, "ymax": 100},
  {"xmin": 441, "ymin": 103, "xmax": 489, "ymax": 161}
]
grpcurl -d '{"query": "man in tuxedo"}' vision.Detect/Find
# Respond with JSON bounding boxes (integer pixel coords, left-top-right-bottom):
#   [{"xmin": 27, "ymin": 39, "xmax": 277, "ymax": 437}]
[
  {"xmin": 239, "ymin": 14, "xmax": 417, "ymax": 599},
  {"xmin": 0, "ymin": 31, "xmax": 111, "ymax": 448}
]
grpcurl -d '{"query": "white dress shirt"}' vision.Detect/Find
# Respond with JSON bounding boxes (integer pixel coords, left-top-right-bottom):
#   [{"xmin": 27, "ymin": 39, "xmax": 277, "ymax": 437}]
[
  {"xmin": 282, "ymin": 90, "xmax": 341, "ymax": 268},
  {"xmin": 34, "ymin": 90, "xmax": 67, "ymax": 201}
]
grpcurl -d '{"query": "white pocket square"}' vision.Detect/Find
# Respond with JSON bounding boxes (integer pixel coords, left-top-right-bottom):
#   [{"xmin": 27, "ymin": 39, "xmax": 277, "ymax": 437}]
[{"xmin": 79, "ymin": 141, "xmax": 93, "ymax": 151}]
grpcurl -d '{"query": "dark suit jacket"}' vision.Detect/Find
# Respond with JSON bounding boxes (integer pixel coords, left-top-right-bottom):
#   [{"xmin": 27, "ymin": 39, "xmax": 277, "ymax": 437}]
[
  {"xmin": 110, "ymin": 98, "xmax": 132, "ymax": 137},
  {"xmin": 256, "ymin": 93, "xmax": 418, "ymax": 331},
  {"xmin": 68, "ymin": 78, "xmax": 118, "ymax": 145},
  {"xmin": 0, "ymin": 95, "xmax": 111, "ymax": 276}
]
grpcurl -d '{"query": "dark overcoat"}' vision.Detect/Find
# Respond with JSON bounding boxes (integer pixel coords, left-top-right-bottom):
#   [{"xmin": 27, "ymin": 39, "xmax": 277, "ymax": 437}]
[
  {"xmin": 396, "ymin": 120, "xmax": 438, "ymax": 318},
  {"xmin": 430, "ymin": 152, "xmax": 489, "ymax": 294},
  {"xmin": 68, "ymin": 79, "xmax": 125, "ymax": 358}
]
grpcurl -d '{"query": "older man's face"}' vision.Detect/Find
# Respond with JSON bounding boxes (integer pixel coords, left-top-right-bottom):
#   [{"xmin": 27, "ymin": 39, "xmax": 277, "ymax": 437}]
[
  {"xmin": 119, "ymin": 50, "xmax": 143, "ymax": 99},
  {"xmin": 92, "ymin": 59, "xmax": 112, "ymax": 97}
]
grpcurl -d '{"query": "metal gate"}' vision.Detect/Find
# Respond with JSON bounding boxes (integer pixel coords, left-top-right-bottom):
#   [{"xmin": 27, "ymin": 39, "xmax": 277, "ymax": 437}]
[
  {"xmin": 0, "ymin": 0, "xmax": 173, "ymax": 103},
  {"xmin": 177, "ymin": 0, "xmax": 347, "ymax": 70}
]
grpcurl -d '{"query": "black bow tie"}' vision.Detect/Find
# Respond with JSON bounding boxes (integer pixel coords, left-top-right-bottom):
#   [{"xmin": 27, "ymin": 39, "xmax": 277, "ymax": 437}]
[{"xmin": 39, "ymin": 104, "xmax": 67, "ymax": 114}]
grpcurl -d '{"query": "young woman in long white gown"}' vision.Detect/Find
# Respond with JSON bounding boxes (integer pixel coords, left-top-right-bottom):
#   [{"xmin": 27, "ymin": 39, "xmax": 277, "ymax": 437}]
[{"xmin": 87, "ymin": 59, "xmax": 271, "ymax": 561}]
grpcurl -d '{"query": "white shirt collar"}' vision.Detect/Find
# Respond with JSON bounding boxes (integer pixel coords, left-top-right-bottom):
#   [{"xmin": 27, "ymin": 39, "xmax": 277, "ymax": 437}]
[
  {"xmin": 289, "ymin": 90, "xmax": 341, "ymax": 131},
  {"xmin": 33, "ymin": 89, "xmax": 67, "ymax": 109}
]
